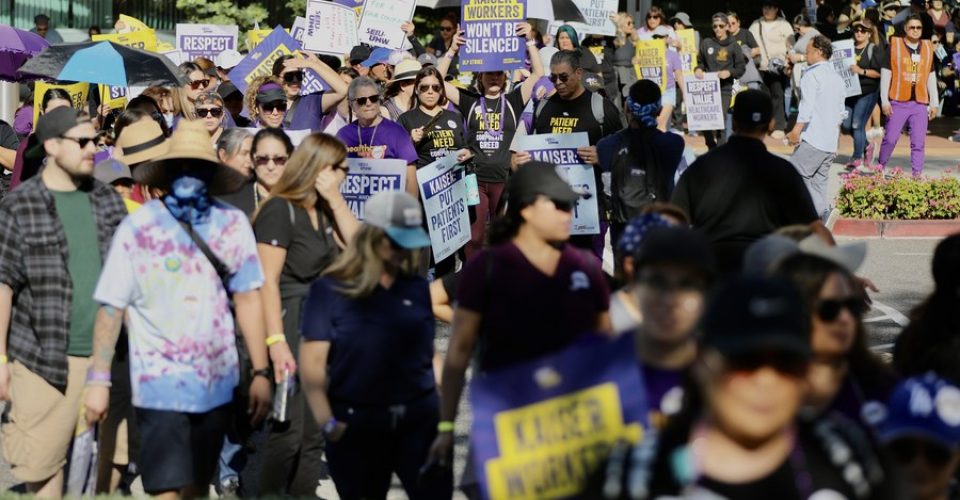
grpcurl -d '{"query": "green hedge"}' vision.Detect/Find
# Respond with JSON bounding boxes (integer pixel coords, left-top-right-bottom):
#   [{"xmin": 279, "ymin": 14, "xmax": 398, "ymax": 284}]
[{"xmin": 836, "ymin": 167, "xmax": 960, "ymax": 220}]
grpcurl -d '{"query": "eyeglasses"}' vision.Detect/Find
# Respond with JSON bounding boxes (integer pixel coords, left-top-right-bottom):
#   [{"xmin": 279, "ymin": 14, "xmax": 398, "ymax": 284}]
[
  {"xmin": 724, "ymin": 351, "xmax": 810, "ymax": 378},
  {"xmin": 906, "ymin": 25, "xmax": 923, "ymax": 30},
  {"xmin": 440, "ymin": 26, "xmax": 455, "ymax": 32},
  {"xmin": 815, "ymin": 298, "xmax": 866, "ymax": 322},
  {"xmin": 59, "ymin": 135, "xmax": 98, "ymax": 148},
  {"xmin": 549, "ymin": 73, "xmax": 571, "ymax": 83},
  {"xmin": 351, "ymin": 95, "xmax": 381, "ymax": 106},
  {"xmin": 713, "ymin": 23, "xmax": 728, "ymax": 29},
  {"xmin": 888, "ymin": 439, "xmax": 953, "ymax": 466},
  {"xmin": 932, "ymin": 39, "xmax": 941, "ymax": 44},
  {"xmin": 333, "ymin": 163, "xmax": 350, "ymax": 172},
  {"xmin": 260, "ymin": 102, "xmax": 287, "ymax": 114},
  {"xmin": 188, "ymin": 79, "xmax": 210, "ymax": 90},
  {"xmin": 283, "ymin": 71, "xmax": 304, "ymax": 83},
  {"xmin": 550, "ymin": 199, "xmax": 574, "ymax": 212},
  {"xmin": 254, "ymin": 155, "xmax": 288, "ymax": 167},
  {"xmin": 197, "ymin": 107, "xmax": 223, "ymax": 118},
  {"xmin": 418, "ymin": 83, "xmax": 442, "ymax": 93}
]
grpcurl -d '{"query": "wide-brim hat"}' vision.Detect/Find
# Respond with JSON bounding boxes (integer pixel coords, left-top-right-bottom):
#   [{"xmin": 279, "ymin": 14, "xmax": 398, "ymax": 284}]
[
  {"xmin": 114, "ymin": 119, "xmax": 170, "ymax": 166},
  {"xmin": 133, "ymin": 120, "xmax": 246, "ymax": 195},
  {"xmin": 388, "ymin": 59, "xmax": 422, "ymax": 84}
]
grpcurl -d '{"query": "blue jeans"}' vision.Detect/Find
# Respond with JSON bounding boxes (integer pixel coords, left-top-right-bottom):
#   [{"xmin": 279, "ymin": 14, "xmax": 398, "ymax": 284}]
[
  {"xmin": 218, "ymin": 436, "xmax": 242, "ymax": 484},
  {"xmin": 843, "ymin": 91, "xmax": 879, "ymax": 160}
]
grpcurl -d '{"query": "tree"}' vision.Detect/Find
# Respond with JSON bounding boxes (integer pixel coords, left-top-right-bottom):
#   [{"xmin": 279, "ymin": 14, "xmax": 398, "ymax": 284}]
[{"xmin": 176, "ymin": 0, "xmax": 269, "ymax": 30}]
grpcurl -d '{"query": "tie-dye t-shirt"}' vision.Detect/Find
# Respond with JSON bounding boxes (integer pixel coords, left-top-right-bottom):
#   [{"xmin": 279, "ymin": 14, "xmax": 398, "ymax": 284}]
[{"xmin": 94, "ymin": 199, "xmax": 265, "ymax": 412}]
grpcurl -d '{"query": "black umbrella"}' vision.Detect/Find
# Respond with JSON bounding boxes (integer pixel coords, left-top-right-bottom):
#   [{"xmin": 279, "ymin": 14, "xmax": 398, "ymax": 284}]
[
  {"xmin": 426, "ymin": 0, "xmax": 587, "ymax": 23},
  {"xmin": 17, "ymin": 41, "xmax": 186, "ymax": 87}
]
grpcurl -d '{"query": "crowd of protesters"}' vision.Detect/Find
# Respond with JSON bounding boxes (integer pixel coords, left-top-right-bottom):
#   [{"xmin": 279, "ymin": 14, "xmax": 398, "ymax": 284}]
[{"xmin": 0, "ymin": 1, "xmax": 960, "ymax": 499}]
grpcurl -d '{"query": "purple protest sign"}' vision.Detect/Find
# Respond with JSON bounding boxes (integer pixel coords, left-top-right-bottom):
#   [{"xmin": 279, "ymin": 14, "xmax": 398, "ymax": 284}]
[
  {"xmin": 460, "ymin": 0, "xmax": 528, "ymax": 72},
  {"xmin": 226, "ymin": 26, "xmax": 328, "ymax": 95},
  {"xmin": 176, "ymin": 24, "xmax": 239, "ymax": 60}
]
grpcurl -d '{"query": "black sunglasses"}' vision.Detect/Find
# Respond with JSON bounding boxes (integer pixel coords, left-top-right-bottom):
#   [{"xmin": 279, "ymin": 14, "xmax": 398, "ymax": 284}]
[
  {"xmin": 889, "ymin": 439, "xmax": 954, "ymax": 466},
  {"xmin": 283, "ymin": 71, "xmax": 304, "ymax": 83},
  {"xmin": 188, "ymin": 79, "xmax": 210, "ymax": 90},
  {"xmin": 253, "ymin": 155, "xmax": 288, "ymax": 167},
  {"xmin": 713, "ymin": 23, "xmax": 728, "ymax": 29},
  {"xmin": 725, "ymin": 351, "xmax": 809, "ymax": 378},
  {"xmin": 197, "ymin": 107, "xmax": 223, "ymax": 118},
  {"xmin": 352, "ymin": 95, "xmax": 382, "ymax": 106},
  {"xmin": 647, "ymin": 14, "xmax": 661, "ymax": 19},
  {"xmin": 549, "ymin": 73, "xmax": 570, "ymax": 83},
  {"xmin": 441, "ymin": 26, "xmax": 455, "ymax": 32},
  {"xmin": 418, "ymin": 83, "xmax": 442, "ymax": 93},
  {"xmin": 854, "ymin": 27, "xmax": 871, "ymax": 33},
  {"xmin": 550, "ymin": 198, "xmax": 574, "ymax": 212},
  {"xmin": 59, "ymin": 135, "xmax": 98, "ymax": 148},
  {"xmin": 816, "ymin": 298, "xmax": 866, "ymax": 322},
  {"xmin": 260, "ymin": 102, "xmax": 287, "ymax": 113}
]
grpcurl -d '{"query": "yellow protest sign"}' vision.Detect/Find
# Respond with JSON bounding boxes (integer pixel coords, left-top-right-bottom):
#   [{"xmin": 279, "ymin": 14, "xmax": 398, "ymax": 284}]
[
  {"xmin": 483, "ymin": 383, "xmax": 644, "ymax": 500},
  {"xmin": 677, "ymin": 29, "xmax": 698, "ymax": 76},
  {"xmin": 246, "ymin": 29, "xmax": 289, "ymax": 51},
  {"xmin": 115, "ymin": 14, "xmax": 151, "ymax": 33},
  {"xmin": 634, "ymin": 39, "xmax": 668, "ymax": 92},
  {"xmin": 32, "ymin": 81, "xmax": 90, "ymax": 128},
  {"xmin": 93, "ymin": 29, "xmax": 159, "ymax": 53},
  {"xmin": 99, "ymin": 84, "xmax": 128, "ymax": 110}
]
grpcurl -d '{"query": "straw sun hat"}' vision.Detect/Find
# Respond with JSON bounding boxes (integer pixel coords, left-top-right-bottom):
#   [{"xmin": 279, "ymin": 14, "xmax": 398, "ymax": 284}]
[{"xmin": 133, "ymin": 120, "xmax": 246, "ymax": 195}]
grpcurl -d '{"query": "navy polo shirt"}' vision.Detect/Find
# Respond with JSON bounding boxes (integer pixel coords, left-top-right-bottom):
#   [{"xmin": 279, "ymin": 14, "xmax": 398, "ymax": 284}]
[{"xmin": 301, "ymin": 275, "xmax": 436, "ymax": 406}]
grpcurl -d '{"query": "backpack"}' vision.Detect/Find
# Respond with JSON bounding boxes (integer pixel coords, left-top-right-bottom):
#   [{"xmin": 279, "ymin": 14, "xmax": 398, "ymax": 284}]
[
  {"xmin": 609, "ymin": 128, "xmax": 663, "ymax": 224},
  {"xmin": 534, "ymin": 91, "xmax": 607, "ymax": 135}
]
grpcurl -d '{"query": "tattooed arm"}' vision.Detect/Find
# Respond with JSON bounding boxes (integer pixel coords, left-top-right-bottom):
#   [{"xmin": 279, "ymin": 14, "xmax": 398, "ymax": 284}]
[{"xmin": 83, "ymin": 304, "xmax": 125, "ymax": 425}]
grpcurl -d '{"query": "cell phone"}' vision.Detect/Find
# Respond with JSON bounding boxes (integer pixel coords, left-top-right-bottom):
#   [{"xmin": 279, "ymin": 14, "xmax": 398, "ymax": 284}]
[{"xmin": 271, "ymin": 369, "xmax": 295, "ymax": 422}]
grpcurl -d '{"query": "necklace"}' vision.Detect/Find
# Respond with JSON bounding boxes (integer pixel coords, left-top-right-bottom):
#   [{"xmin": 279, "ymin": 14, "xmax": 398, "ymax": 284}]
[{"xmin": 357, "ymin": 119, "xmax": 381, "ymax": 149}]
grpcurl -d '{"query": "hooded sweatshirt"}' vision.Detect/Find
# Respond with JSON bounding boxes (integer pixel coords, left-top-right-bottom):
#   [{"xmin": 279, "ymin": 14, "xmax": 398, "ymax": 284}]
[{"xmin": 696, "ymin": 36, "xmax": 747, "ymax": 89}]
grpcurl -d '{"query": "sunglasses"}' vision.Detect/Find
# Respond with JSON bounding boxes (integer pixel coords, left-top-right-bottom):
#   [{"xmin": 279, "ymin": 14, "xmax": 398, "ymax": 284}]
[
  {"xmin": 418, "ymin": 83, "xmax": 442, "ymax": 93},
  {"xmin": 933, "ymin": 39, "xmax": 941, "ymax": 44},
  {"xmin": 713, "ymin": 23, "xmax": 728, "ymax": 29},
  {"xmin": 59, "ymin": 135, "xmax": 98, "ymax": 148},
  {"xmin": 888, "ymin": 439, "xmax": 954, "ymax": 466},
  {"xmin": 638, "ymin": 273, "xmax": 706, "ymax": 292},
  {"xmin": 647, "ymin": 14, "xmax": 661, "ymax": 19},
  {"xmin": 441, "ymin": 26, "xmax": 455, "ymax": 32},
  {"xmin": 260, "ymin": 102, "xmax": 287, "ymax": 114},
  {"xmin": 724, "ymin": 351, "xmax": 809, "ymax": 378},
  {"xmin": 815, "ymin": 298, "xmax": 866, "ymax": 322},
  {"xmin": 551, "ymin": 198, "xmax": 574, "ymax": 212},
  {"xmin": 352, "ymin": 95, "xmax": 382, "ymax": 106},
  {"xmin": 188, "ymin": 79, "xmax": 210, "ymax": 90},
  {"xmin": 197, "ymin": 107, "xmax": 223, "ymax": 118},
  {"xmin": 854, "ymin": 27, "xmax": 871, "ymax": 33},
  {"xmin": 906, "ymin": 25, "xmax": 923, "ymax": 30},
  {"xmin": 283, "ymin": 71, "xmax": 304, "ymax": 83},
  {"xmin": 254, "ymin": 155, "xmax": 288, "ymax": 167},
  {"xmin": 549, "ymin": 73, "xmax": 571, "ymax": 83}
]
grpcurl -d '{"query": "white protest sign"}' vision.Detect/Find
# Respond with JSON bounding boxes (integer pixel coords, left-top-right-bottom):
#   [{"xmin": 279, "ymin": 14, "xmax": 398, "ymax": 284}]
[
  {"xmin": 291, "ymin": 16, "xmax": 307, "ymax": 42},
  {"xmin": 684, "ymin": 73, "xmax": 725, "ymax": 131},
  {"xmin": 341, "ymin": 158, "xmax": 408, "ymax": 220},
  {"xmin": 304, "ymin": 0, "xmax": 360, "ymax": 56},
  {"xmin": 417, "ymin": 154, "xmax": 471, "ymax": 262},
  {"xmin": 175, "ymin": 24, "xmax": 239, "ymax": 60},
  {"xmin": 357, "ymin": 0, "xmax": 417, "ymax": 49},
  {"xmin": 831, "ymin": 39, "xmax": 862, "ymax": 98},
  {"xmin": 513, "ymin": 133, "xmax": 600, "ymax": 235},
  {"xmin": 565, "ymin": 0, "xmax": 617, "ymax": 36}
]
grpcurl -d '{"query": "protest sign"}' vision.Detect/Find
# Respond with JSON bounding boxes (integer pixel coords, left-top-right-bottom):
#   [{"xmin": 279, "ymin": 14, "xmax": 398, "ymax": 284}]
[
  {"xmin": 417, "ymin": 155, "xmax": 470, "ymax": 262},
  {"xmin": 246, "ymin": 28, "xmax": 280, "ymax": 51},
  {"xmin": 954, "ymin": 53, "xmax": 960, "ymax": 73},
  {"xmin": 303, "ymin": 0, "xmax": 360, "ymax": 56},
  {"xmin": 461, "ymin": 0, "xmax": 527, "ymax": 72},
  {"xmin": 291, "ymin": 17, "xmax": 307, "ymax": 43},
  {"xmin": 634, "ymin": 39, "xmax": 667, "ymax": 91},
  {"xmin": 99, "ymin": 85, "xmax": 128, "ymax": 110},
  {"xmin": 160, "ymin": 49, "xmax": 187, "ymax": 66},
  {"xmin": 227, "ymin": 26, "xmax": 325, "ymax": 95},
  {"xmin": 33, "ymin": 81, "xmax": 89, "ymax": 128},
  {"xmin": 565, "ymin": 0, "xmax": 617, "ymax": 36},
  {"xmin": 830, "ymin": 39, "xmax": 862, "ymax": 98},
  {"xmin": 513, "ymin": 133, "xmax": 600, "ymax": 235},
  {"xmin": 93, "ymin": 29, "xmax": 158, "ymax": 52},
  {"xmin": 357, "ymin": 0, "xmax": 417, "ymax": 49},
  {"xmin": 115, "ymin": 14, "xmax": 151, "ymax": 33},
  {"xmin": 677, "ymin": 29, "xmax": 698, "ymax": 76},
  {"xmin": 684, "ymin": 73, "xmax": 725, "ymax": 131},
  {"xmin": 176, "ymin": 24, "xmax": 239, "ymax": 60},
  {"xmin": 333, "ymin": 0, "xmax": 365, "ymax": 17},
  {"xmin": 471, "ymin": 334, "xmax": 647, "ymax": 500},
  {"xmin": 341, "ymin": 158, "xmax": 407, "ymax": 220}
]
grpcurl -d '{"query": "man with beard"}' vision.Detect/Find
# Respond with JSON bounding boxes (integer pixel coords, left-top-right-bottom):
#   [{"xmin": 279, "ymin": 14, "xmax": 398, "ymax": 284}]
[{"xmin": 0, "ymin": 107, "xmax": 127, "ymax": 497}]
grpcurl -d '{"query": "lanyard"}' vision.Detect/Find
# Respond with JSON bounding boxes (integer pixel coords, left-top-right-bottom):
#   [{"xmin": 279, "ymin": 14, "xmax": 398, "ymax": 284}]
[
  {"xmin": 357, "ymin": 120, "xmax": 381, "ymax": 149},
  {"xmin": 478, "ymin": 95, "xmax": 505, "ymax": 134}
]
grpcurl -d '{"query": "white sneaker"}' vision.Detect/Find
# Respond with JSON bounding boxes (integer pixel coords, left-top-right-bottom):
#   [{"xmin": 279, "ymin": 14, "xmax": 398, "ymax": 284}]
[{"xmin": 771, "ymin": 130, "xmax": 786, "ymax": 140}]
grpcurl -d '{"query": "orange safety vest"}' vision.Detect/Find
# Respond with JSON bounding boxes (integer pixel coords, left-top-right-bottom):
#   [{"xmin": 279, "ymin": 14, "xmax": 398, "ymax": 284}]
[{"xmin": 888, "ymin": 37, "xmax": 934, "ymax": 104}]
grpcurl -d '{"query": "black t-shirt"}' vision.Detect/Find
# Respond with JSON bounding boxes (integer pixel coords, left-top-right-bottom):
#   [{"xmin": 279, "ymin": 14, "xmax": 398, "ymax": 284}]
[
  {"xmin": 398, "ymin": 107, "xmax": 467, "ymax": 168},
  {"xmin": 253, "ymin": 196, "xmax": 339, "ymax": 284},
  {"xmin": 217, "ymin": 179, "xmax": 260, "ymax": 218},
  {"xmin": 0, "ymin": 120, "xmax": 18, "ymax": 152},
  {"xmin": 853, "ymin": 42, "xmax": 886, "ymax": 96},
  {"xmin": 731, "ymin": 29, "xmax": 759, "ymax": 51},
  {"xmin": 671, "ymin": 135, "xmax": 818, "ymax": 274},
  {"xmin": 458, "ymin": 88, "xmax": 527, "ymax": 183},
  {"xmin": 532, "ymin": 90, "xmax": 624, "ymax": 145}
]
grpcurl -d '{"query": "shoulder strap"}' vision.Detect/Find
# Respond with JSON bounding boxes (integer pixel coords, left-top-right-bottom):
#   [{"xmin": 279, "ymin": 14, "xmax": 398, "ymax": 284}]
[
  {"xmin": 282, "ymin": 97, "xmax": 300, "ymax": 129},
  {"xmin": 591, "ymin": 92, "xmax": 605, "ymax": 134},
  {"xmin": 534, "ymin": 98, "xmax": 548, "ymax": 122},
  {"xmin": 163, "ymin": 202, "xmax": 232, "ymax": 289}
]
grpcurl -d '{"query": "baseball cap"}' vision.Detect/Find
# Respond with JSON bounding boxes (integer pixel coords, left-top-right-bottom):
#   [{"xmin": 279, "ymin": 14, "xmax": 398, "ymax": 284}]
[
  {"xmin": 732, "ymin": 89, "xmax": 773, "ymax": 128},
  {"xmin": 880, "ymin": 373, "xmax": 960, "ymax": 450},
  {"xmin": 633, "ymin": 227, "xmax": 716, "ymax": 277},
  {"xmin": 215, "ymin": 49, "xmax": 244, "ymax": 70},
  {"xmin": 26, "ymin": 107, "xmax": 88, "ymax": 160},
  {"xmin": 798, "ymin": 235, "xmax": 867, "ymax": 273},
  {"xmin": 417, "ymin": 53, "xmax": 439, "ymax": 67},
  {"xmin": 507, "ymin": 161, "xmax": 581, "ymax": 206},
  {"xmin": 700, "ymin": 276, "xmax": 811, "ymax": 359},
  {"xmin": 761, "ymin": 0, "xmax": 781, "ymax": 7},
  {"xmin": 651, "ymin": 26, "xmax": 672, "ymax": 39},
  {"xmin": 361, "ymin": 47, "xmax": 392, "ymax": 68},
  {"xmin": 256, "ymin": 83, "xmax": 286, "ymax": 104},
  {"xmin": 94, "ymin": 158, "xmax": 133, "ymax": 185},
  {"xmin": 364, "ymin": 191, "xmax": 431, "ymax": 249},
  {"xmin": 349, "ymin": 45, "xmax": 372, "ymax": 64}
]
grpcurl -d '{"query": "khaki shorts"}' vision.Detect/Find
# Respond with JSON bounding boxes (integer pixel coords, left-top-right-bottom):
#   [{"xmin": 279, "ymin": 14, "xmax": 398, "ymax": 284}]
[{"xmin": 2, "ymin": 356, "xmax": 91, "ymax": 482}]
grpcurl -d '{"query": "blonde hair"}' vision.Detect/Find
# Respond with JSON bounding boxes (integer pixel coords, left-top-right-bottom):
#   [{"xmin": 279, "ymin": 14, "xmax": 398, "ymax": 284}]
[
  {"xmin": 171, "ymin": 86, "xmax": 195, "ymax": 120},
  {"xmin": 245, "ymin": 75, "xmax": 283, "ymax": 124},
  {"xmin": 613, "ymin": 12, "xmax": 635, "ymax": 47},
  {"xmin": 323, "ymin": 225, "xmax": 421, "ymax": 299},
  {"xmin": 253, "ymin": 133, "xmax": 347, "ymax": 218}
]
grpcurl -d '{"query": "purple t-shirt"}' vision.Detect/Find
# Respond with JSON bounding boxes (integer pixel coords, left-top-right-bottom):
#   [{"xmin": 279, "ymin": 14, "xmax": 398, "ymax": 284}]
[
  {"xmin": 456, "ymin": 242, "xmax": 610, "ymax": 372},
  {"xmin": 287, "ymin": 92, "xmax": 326, "ymax": 131},
  {"xmin": 336, "ymin": 118, "xmax": 418, "ymax": 164},
  {"xmin": 641, "ymin": 364, "xmax": 685, "ymax": 430},
  {"xmin": 666, "ymin": 50, "xmax": 682, "ymax": 89}
]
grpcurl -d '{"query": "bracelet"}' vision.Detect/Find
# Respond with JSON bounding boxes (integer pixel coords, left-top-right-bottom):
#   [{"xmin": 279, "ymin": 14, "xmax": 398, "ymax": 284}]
[
  {"xmin": 438, "ymin": 421, "xmax": 455, "ymax": 433},
  {"xmin": 86, "ymin": 380, "xmax": 112, "ymax": 388},
  {"xmin": 252, "ymin": 368, "xmax": 271, "ymax": 380},
  {"xmin": 0, "ymin": 354, "xmax": 7, "ymax": 365},
  {"xmin": 87, "ymin": 369, "xmax": 111, "ymax": 383},
  {"xmin": 266, "ymin": 334, "xmax": 286, "ymax": 347},
  {"xmin": 323, "ymin": 417, "xmax": 339, "ymax": 436},
  {"xmin": 444, "ymin": 52, "xmax": 455, "ymax": 60},
  {"xmin": 526, "ymin": 40, "xmax": 537, "ymax": 47}
]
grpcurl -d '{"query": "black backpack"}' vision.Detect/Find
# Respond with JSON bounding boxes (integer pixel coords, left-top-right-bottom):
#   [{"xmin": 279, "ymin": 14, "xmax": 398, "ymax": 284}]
[{"xmin": 610, "ymin": 128, "xmax": 664, "ymax": 224}]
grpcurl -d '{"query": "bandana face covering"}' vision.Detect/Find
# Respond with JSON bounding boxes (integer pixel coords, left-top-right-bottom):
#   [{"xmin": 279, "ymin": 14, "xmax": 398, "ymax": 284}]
[{"xmin": 163, "ymin": 175, "xmax": 212, "ymax": 225}]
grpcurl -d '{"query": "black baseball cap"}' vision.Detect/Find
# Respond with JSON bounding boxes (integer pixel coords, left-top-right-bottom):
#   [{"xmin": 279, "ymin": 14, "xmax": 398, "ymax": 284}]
[
  {"xmin": 634, "ymin": 227, "xmax": 716, "ymax": 277},
  {"xmin": 349, "ymin": 45, "xmax": 372, "ymax": 65},
  {"xmin": 732, "ymin": 89, "xmax": 773, "ymax": 128},
  {"xmin": 507, "ymin": 161, "xmax": 580, "ymax": 205},
  {"xmin": 761, "ymin": 0, "xmax": 780, "ymax": 7},
  {"xmin": 26, "ymin": 106, "xmax": 87, "ymax": 160},
  {"xmin": 700, "ymin": 276, "xmax": 811, "ymax": 359}
]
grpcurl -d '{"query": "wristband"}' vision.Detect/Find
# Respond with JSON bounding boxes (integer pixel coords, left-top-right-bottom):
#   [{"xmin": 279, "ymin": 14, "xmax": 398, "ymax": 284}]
[
  {"xmin": 87, "ymin": 369, "xmax": 111, "ymax": 383},
  {"xmin": 0, "ymin": 354, "xmax": 7, "ymax": 364},
  {"xmin": 266, "ymin": 334, "xmax": 286, "ymax": 347},
  {"xmin": 252, "ymin": 368, "xmax": 271, "ymax": 380},
  {"xmin": 86, "ymin": 380, "xmax": 112, "ymax": 388},
  {"xmin": 445, "ymin": 52, "xmax": 456, "ymax": 60},
  {"xmin": 526, "ymin": 40, "xmax": 537, "ymax": 47},
  {"xmin": 323, "ymin": 417, "xmax": 339, "ymax": 436},
  {"xmin": 438, "ymin": 421, "xmax": 455, "ymax": 433}
]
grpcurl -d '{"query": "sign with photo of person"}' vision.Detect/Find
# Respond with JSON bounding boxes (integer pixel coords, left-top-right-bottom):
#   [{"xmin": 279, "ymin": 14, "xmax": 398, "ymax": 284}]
[
  {"xmin": 460, "ymin": 0, "xmax": 528, "ymax": 72},
  {"xmin": 341, "ymin": 158, "xmax": 408, "ymax": 220}
]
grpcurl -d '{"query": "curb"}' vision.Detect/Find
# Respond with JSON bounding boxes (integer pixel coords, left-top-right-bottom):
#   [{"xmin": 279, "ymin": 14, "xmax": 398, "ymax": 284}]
[{"xmin": 831, "ymin": 218, "xmax": 960, "ymax": 238}]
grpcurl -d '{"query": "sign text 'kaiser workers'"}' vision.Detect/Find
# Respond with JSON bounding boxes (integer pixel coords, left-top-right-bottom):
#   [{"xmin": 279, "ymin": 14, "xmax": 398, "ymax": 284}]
[{"xmin": 460, "ymin": 0, "xmax": 527, "ymax": 72}]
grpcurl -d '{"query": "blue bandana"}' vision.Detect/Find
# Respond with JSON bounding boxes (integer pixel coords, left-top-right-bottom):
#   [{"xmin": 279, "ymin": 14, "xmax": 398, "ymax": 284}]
[
  {"xmin": 626, "ymin": 96, "xmax": 662, "ymax": 128},
  {"xmin": 162, "ymin": 175, "xmax": 212, "ymax": 225},
  {"xmin": 616, "ymin": 213, "xmax": 673, "ymax": 255}
]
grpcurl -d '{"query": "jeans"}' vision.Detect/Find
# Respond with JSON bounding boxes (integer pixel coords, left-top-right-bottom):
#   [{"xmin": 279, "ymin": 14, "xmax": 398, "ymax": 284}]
[
  {"xmin": 878, "ymin": 100, "xmax": 929, "ymax": 176},
  {"xmin": 217, "ymin": 437, "xmax": 241, "ymax": 485},
  {"xmin": 843, "ymin": 92, "xmax": 879, "ymax": 161}
]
